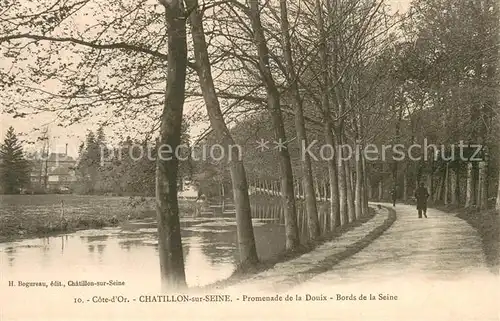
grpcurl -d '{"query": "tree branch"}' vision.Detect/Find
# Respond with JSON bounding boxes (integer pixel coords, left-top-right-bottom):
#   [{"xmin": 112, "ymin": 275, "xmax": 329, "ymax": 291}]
[{"xmin": 0, "ymin": 33, "xmax": 199, "ymax": 70}]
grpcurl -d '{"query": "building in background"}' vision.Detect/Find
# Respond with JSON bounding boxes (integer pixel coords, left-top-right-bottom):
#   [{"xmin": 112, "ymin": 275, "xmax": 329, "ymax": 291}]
[{"xmin": 28, "ymin": 146, "xmax": 77, "ymax": 193}]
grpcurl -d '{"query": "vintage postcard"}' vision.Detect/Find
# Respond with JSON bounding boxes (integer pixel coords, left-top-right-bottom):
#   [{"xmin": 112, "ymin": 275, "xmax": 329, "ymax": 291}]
[{"xmin": 0, "ymin": 0, "xmax": 499, "ymax": 320}]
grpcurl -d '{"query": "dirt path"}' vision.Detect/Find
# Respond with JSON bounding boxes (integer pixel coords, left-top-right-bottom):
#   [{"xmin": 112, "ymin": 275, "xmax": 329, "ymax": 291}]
[{"xmin": 287, "ymin": 204, "xmax": 497, "ymax": 321}]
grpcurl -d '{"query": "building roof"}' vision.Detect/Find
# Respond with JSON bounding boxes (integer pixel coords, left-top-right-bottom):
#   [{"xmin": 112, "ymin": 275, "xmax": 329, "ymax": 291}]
[
  {"xmin": 29, "ymin": 152, "xmax": 75, "ymax": 162},
  {"xmin": 29, "ymin": 153, "xmax": 76, "ymax": 177},
  {"xmin": 46, "ymin": 153, "xmax": 75, "ymax": 162},
  {"xmin": 48, "ymin": 166, "xmax": 74, "ymax": 176}
]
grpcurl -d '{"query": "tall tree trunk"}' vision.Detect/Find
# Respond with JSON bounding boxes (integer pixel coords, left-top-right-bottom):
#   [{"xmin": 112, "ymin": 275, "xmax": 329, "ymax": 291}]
[
  {"xmin": 497, "ymin": 176, "xmax": 500, "ymax": 211},
  {"xmin": 337, "ymin": 133, "xmax": 348, "ymax": 225},
  {"xmin": 479, "ymin": 161, "xmax": 488, "ymax": 210},
  {"xmin": 495, "ymin": 12, "xmax": 500, "ymax": 212},
  {"xmin": 444, "ymin": 163, "xmax": 449, "ymax": 205},
  {"xmin": 279, "ymin": 0, "xmax": 320, "ymax": 239},
  {"xmin": 323, "ymin": 179, "xmax": 328, "ymax": 202},
  {"xmin": 362, "ymin": 152, "xmax": 369, "ymax": 215},
  {"xmin": 314, "ymin": 177, "xmax": 321, "ymax": 201},
  {"xmin": 357, "ymin": 116, "xmax": 368, "ymax": 217},
  {"xmin": 315, "ymin": 0, "xmax": 340, "ymax": 229},
  {"xmin": 427, "ymin": 174, "xmax": 433, "ymax": 205},
  {"xmin": 437, "ymin": 171, "xmax": 444, "ymax": 203},
  {"xmin": 353, "ymin": 117, "xmax": 362, "ymax": 219},
  {"xmin": 434, "ymin": 175, "xmax": 442, "ymax": 203},
  {"xmin": 450, "ymin": 167, "xmax": 458, "ymax": 205},
  {"xmin": 457, "ymin": 166, "xmax": 462, "ymax": 205},
  {"xmin": 473, "ymin": 162, "xmax": 480, "ymax": 207},
  {"xmin": 319, "ymin": 0, "xmax": 347, "ymax": 225},
  {"xmin": 355, "ymin": 154, "xmax": 362, "ymax": 219},
  {"xmin": 391, "ymin": 104, "xmax": 403, "ymax": 191},
  {"xmin": 345, "ymin": 159, "xmax": 356, "ymax": 222},
  {"xmin": 248, "ymin": 0, "xmax": 300, "ymax": 249},
  {"xmin": 497, "ymin": 130, "xmax": 500, "ymax": 212},
  {"xmin": 187, "ymin": 1, "xmax": 259, "ymax": 266},
  {"xmin": 496, "ymin": 171, "xmax": 500, "ymax": 211},
  {"xmin": 465, "ymin": 162, "xmax": 474, "ymax": 207},
  {"xmin": 425, "ymin": 153, "xmax": 433, "ymax": 200},
  {"xmin": 360, "ymin": 171, "xmax": 366, "ymax": 216},
  {"xmin": 403, "ymin": 171, "xmax": 408, "ymax": 202},
  {"xmin": 156, "ymin": 1, "xmax": 188, "ymax": 290},
  {"xmin": 325, "ymin": 124, "xmax": 340, "ymax": 229}
]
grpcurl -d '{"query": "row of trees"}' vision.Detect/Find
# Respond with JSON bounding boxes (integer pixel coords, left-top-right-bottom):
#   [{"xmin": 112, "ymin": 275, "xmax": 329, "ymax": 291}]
[
  {"xmin": 1, "ymin": 0, "xmax": 498, "ymax": 289},
  {"xmin": 214, "ymin": 0, "xmax": 500, "ymax": 210}
]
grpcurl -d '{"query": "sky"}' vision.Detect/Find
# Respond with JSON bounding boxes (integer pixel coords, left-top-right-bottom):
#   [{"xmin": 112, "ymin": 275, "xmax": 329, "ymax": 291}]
[{"xmin": 0, "ymin": 0, "xmax": 412, "ymax": 158}]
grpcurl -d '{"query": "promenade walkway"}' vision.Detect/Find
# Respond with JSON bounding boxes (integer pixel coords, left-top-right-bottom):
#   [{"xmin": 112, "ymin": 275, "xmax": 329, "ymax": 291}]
[
  {"xmin": 287, "ymin": 204, "xmax": 497, "ymax": 320},
  {"xmin": 291, "ymin": 204, "xmax": 489, "ymax": 284},
  {"xmin": 224, "ymin": 205, "xmax": 394, "ymax": 293},
  {"xmin": 222, "ymin": 204, "xmax": 498, "ymax": 321}
]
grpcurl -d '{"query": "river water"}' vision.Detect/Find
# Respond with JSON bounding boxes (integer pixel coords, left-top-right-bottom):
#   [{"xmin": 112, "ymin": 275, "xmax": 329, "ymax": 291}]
[{"xmin": 0, "ymin": 201, "xmax": 317, "ymax": 289}]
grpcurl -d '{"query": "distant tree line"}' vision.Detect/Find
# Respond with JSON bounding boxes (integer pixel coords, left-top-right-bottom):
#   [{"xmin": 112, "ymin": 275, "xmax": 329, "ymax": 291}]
[
  {"xmin": 74, "ymin": 123, "xmax": 191, "ymax": 196},
  {"xmin": 0, "ymin": 126, "xmax": 30, "ymax": 194}
]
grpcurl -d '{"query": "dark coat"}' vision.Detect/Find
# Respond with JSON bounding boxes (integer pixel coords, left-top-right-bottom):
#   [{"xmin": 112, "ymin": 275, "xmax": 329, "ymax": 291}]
[
  {"xmin": 390, "ymin": 188, "xmax": 397, "ymax": 200},
  {"xmin": 415, "ymin": 186, "xmax": 429, "ymax": 210}
]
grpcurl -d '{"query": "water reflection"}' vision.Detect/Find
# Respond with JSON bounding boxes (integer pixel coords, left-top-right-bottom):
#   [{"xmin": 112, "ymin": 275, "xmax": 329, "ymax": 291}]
[
  {"xmin": 5, "ymin": 246, "xmax": 16, "ymax": 267},
  {"xmin": 84, "ymin": 234, "xmax": 110, "ymax": 243},
  {"xmin": 61, "ymin": 235, "xmax": 67, "ymax": 252},
  {"xmin": 97, "ymin": 244, "xmax": 106, "ymax": 255},
  {"xmin": 1, "ymin": 201, "xmax": 295, "ymax": 287}
]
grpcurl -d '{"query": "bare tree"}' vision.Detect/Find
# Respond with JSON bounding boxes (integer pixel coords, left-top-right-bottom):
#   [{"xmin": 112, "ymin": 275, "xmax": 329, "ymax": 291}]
[
  {"xmin": 155, "ymin": 0, "xmax": 188, "ymax": 289},
  {"xmin": 224, "ymin": 0, "xmax": 303, "ymax": 249},
  {"xmin": 186, "ymin": 0, "xmax": 259, "ymax": 267},
  {"xmin": 0, "ymin": 0, "xmax": 194, "ymax": 289},
  {"xmin": 278, "ymin": 0, "xmax": 320, "ymax": 238}
]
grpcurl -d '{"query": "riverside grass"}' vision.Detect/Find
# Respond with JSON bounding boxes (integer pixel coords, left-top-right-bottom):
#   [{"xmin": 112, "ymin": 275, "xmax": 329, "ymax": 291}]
[{"xmin": 0, "ymin": 195, "xmax": 198, "ymax": 242}]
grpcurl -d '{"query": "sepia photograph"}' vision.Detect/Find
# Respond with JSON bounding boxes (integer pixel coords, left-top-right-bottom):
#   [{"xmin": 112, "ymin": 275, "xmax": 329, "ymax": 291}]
[{"xmin": 0, "ymin": 0, "xmax": 499, "ymax": 320}]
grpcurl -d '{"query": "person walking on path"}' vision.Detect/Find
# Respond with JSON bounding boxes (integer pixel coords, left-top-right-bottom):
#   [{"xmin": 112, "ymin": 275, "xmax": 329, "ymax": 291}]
[
  {"xmin": 414, "ymin": 182, "xmax": 430, "ymax": 218},
  {"xmin": 390, "ymin": 186, "xmax": 397, "ymax": 207}
]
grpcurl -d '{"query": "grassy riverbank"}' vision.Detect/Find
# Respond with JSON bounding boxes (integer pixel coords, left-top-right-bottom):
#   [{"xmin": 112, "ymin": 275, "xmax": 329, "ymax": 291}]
[
  {"xmin": 441, "ymin": 205, "xmax": 499, "ymax": 273},
  {"xmin": 0, "ymin": 195, "xmax": 197, "ymax": 243},
  {"xmin": 403, "ymin": 200, "xmax": 499, "ymax": 273}
]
